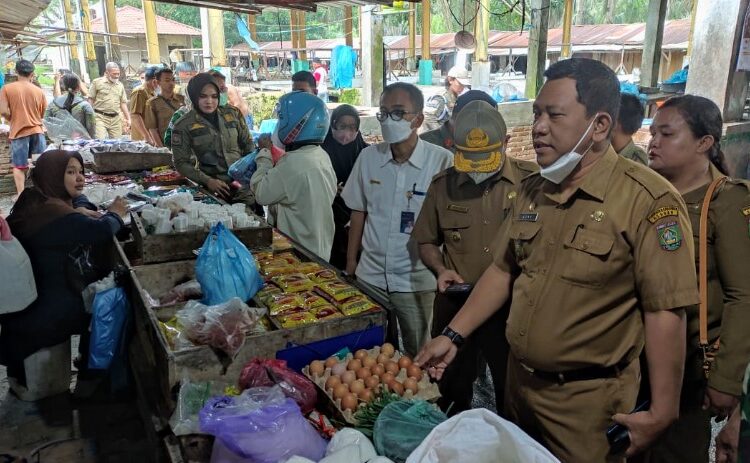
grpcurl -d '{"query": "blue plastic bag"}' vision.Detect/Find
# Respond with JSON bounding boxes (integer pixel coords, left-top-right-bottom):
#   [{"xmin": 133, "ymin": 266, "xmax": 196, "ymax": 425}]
[
  {"xmin": 196, "ymin": 222, "xmax": 263, "ymax": 305},
  {"xmin": 88, "ymin": 286, "xmax": 130, "ymax": 370},
  {"xmin": 228, "ymin": 151, "xmax": 258, "ymax": 186}
]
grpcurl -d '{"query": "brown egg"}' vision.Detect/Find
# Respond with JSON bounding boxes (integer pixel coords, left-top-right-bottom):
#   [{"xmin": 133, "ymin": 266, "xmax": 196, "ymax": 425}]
[
  {"xmin": 309, "ymin": 360, "xmax": 325, "ymax": 377},
  {"xmin": 398, "ymin": 356, "xmax": 413, "ymax": 370},
  {"xmin": 324, "ymin": 357, "xmax": 339, "ymax": 369},
  {"xmin": 387, "ymin": 380, "xmax": 404, "ymax": 396},
  {"xmin": 364, "ymin": 375, "xmax": 380, "ymax": 389},
  {"xmin": 347, "ymin": 359, "xmax": 363, "ymax": 371},
  {"xmin": 341, "ymin": 370, "xmax": 357, "ymax": 385},
  {"xmin": 385, "ymin": 361, "xmax": 400, "ymax": 375},
  {"xmin": 376, "ymin": 353, "xmax": 390, "ymax": 365},
  {"xmin": 362, "ymin": 356, "xmax": 377, "ymax": 369},
  {"xmin": 354, "ymin": 349, "xmax": 369, "ymax": 360},
  {"xmin": 358, "ymin": 388, "xmax": 374, "ymax": 403},
  {"xmin": 341, "ymin": 393, "xmax": 358, "ymax": 411},
  {"xmin": 325, "ymin": 375, "xmax": 341, "ymax": 391},
  {"xmin": 356, "ymin": 367, "xmax": 372, "ymax": 380},
  {"xmin": 371, "ymin": 364, "xmax": 386, "ymax": 377},
  {"xmin": 381, "ymin": 343, "xmax": 396, "ymax": 358},
  {"xmin": 333, "ymin": 383, "xmax": 349, "ymax": 400},
  {"xmin": 349, "ymin": 379, "xmax": 365, "ymax": 395},
  {"xmin": 404, "ymin": 377, "xmax": 419, "ymax": 394},
  {"xmin": 406, "ymin": 364, "xmax": 423, "ymax": 381},
  {"xmin": 331, "ymin": 361, "xmax": 348, "ymax": 376},
  {"xmin": 381, "ymin": 372, "xmax": 395, "ymax": 385}
]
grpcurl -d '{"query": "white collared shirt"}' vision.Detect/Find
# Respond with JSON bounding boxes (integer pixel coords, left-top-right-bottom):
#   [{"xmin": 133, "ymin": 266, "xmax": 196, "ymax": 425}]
[{"xmin": 342, "ymin": 138, "xmax": 454, "ymax": 292}]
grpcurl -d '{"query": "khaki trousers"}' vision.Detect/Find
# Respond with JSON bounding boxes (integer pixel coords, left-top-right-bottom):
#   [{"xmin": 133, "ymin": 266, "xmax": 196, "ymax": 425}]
[{"xmin": 95, "ymin": 113, "xmax": 123, "ymax": 139}]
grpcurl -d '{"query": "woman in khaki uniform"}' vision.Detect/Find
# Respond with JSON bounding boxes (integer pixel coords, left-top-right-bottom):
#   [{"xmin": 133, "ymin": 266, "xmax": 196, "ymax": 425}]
[{"xmin": 647, "ymin": 94, "xmax": 750, "ymax": 462}]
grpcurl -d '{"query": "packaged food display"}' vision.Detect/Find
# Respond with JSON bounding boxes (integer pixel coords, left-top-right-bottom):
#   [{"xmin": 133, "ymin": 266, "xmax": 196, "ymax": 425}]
[
  {"xmin": 316, "ymin": 281, "xmax": 362, "ymax": 302},
  {"xmin": 256, "ymin": 284, "xmax": 284, "ymax": 306},
  {"xmin": 277, "ymin": 311, "xmax": 317, "ymax": 329},
  {"xmin": 265, "ymin": 293, "xmax": 306, "ymax": 316},
  {"xmin": 307, "ymin": 268, "xmax": 338, "ymax": 284},
  {"xmin": 272, "ymin": 274, "xmax": 316, "ymax": 293},
  {"xmin": 302, "ymin": 291, "xmax": 328, "ymax": 309},
  {"xmin": 339, "ymin": 295, "xmax": 381, "ymax": 316},
  {"xmin": 309, "ymin": 305, "xmax": 344, "ymax": 321}
]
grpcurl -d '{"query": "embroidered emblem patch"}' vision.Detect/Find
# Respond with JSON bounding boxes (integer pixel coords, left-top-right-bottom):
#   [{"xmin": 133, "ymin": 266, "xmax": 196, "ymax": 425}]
[
  {"xmin": 171, "ymin": 131, "xmax": 182, "ymax": 146},
  {"xmin": 369, "ymin": 179, "xmax": 381, "ymax": 185},
  {"xmin": 648, "ymin": 206, "xmax": 679, "ymax": 224},
  {"xmin": 656, "ymin": 221, "xmax": 682, "ymax": 251},
  {"xmin": 591, "ymin": 210, "xmax": 605, "ymax": 222},
  {"xmin": 466, "ymin": 128, "xmax": 490, "ymax": 148},
  {"xmin": 742, "ymin": 206, "xmax": 750, "ymax": 216},
  {"xmin": 507, "ymin": 191, "xmax": 517, "ymax": 200}
]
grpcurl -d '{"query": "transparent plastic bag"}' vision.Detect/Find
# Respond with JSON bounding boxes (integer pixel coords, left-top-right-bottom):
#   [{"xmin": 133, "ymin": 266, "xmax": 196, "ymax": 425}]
[
  {"xmin": 160, "ymin": 279, "xmax": 203, "ymax": 305},
  {"xmin": 228, "ymin": 151, "xmax": 258, "ymax": 186},
  {"xmin": 43, "ymin": 110, "xmax": 92, "ymax": 144},
  {"xmin": 199, "ymin": 393, "xmax": 327, "ymax": 463},
  {"xmin": 175, "ymin": 298, "xmax": 266, "ymax": 357},
  {"xmin": 170, "ymin": 378, "xmax": 213, "ymax": 436},
  {"xmin": 238, "ymin": 358, "xmax": 317, "ymax": 414},
  {"xmin": 373, "ymin": 400, "xmax": 447, "ymax": 462}
]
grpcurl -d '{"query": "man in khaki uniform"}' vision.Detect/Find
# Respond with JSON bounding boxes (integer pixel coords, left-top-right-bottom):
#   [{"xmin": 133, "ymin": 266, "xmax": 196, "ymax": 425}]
[
  {"xmin": 415, "ymin": 58, "xmax": 698, "ymax": 462},
  {"xmin": 421, "ymin": 90, "xmax": 498, "ymax": 153},
  {"xmin": 613, "ymin": 93, "xmax": 648, "ymax": 165},
  {"xmin": 129, "ymin": 66, "xmax": 158, "ymax": 143},
  {"xmin": 414, "ymin": 100, "xmax": 537, "ymax": 415},
  {"xmin": 89, "ymin": 62, "xmax": 130, "ymax": 139},
  {"xmin": 145, "ymin": 68, "xmax": 184, "ymax": 147}
]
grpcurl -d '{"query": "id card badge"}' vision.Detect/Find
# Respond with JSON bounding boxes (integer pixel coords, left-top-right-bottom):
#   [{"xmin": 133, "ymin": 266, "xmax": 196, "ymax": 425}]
[{"xmin": 400, "ymin": 211, "xmax": 416, "ymax": 234}]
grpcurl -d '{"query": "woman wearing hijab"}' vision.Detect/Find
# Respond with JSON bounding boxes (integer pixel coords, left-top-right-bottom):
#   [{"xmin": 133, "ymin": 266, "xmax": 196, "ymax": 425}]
[
  {"xmin": 45, "ymin": 73, "xmax": 97, "ymax": 138},
  {"xmin": 0, "ymin": 150, "xmax": 127, "ymax": 399},
  {"xmin": 320, "ymin": 104, "xmax": 368, "ymax": 269},
  {"xmin": 170, "ymin": 72, "xmax": 257, "ymax": 207}
]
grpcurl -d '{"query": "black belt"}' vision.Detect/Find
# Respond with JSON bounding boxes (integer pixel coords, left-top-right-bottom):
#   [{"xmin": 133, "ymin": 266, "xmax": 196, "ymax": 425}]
[
  {"xmin": 95, "ymin": 109, "xmax": 119, "ymax": 117},
  {"xmin": 520, "ymin": 358, "xmax": 631, "ymax": 384}
]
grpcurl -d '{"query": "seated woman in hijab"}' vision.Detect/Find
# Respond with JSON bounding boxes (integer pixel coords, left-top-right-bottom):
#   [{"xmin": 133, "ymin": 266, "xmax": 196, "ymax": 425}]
[
  {"xmin": 320, "ymin": 104, "xmax": 368, "ymax": 269},
  {"xmin": 0, "ymin": 150, "xmax": 127, "ymax": 399}
]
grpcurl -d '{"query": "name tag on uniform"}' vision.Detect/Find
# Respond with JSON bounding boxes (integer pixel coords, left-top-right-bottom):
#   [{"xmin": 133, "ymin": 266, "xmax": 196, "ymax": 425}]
[
  {"xmin": 370, "ymin": 179, "xmax": 381, "ymax": 185},
  {"xmin": 518, "ymin": 212, "xmax": 538, "ymax": 222},
  {"xmin": 447, "ymin": 204, "xmax": 469, "ymax": 213}
]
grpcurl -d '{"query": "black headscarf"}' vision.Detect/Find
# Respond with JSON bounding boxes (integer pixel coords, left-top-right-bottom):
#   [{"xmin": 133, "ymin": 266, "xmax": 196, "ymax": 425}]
[
  {"xmin": 321, "ymin": 104, "xmax": 368, "ymax": 185},
  {"xmin": 7, "ymin": 150, "xmax": 84, "ymax": 239},
  {"xmin": 187, "ymin": 72, "xmax": 221, "ymax": 128}
]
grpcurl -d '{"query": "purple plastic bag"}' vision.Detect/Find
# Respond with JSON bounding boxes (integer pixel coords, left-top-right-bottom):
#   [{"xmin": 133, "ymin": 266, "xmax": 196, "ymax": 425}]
[{"xmin": 199, "ymin": 396, "xmax": 327, "ymax": 463}]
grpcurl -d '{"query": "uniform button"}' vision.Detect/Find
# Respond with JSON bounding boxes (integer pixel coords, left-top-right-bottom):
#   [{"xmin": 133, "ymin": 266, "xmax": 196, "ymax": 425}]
[
  {"xmin": 547, "ymin": 239, "xmax": 555, "ymax": 246},
  {"xmin": 519, "ymin": 329, "xmax": 526, "ymax": 336},
  {"xmin": 541, "ymin": 268, "xmax": 547, "ymax": 275},
  {"xmin": 581, "ymin": 242, "xmax": 589, "ymax": 250},
  {"xmin": 483, "ymin": 247, "xmax": 490, "ymax": 253},
  {"xmin": 483, "ymin": 190, "xmax": 490, "ymax": 197},
  {"xmin": 483, "ymin": 219, "xmax": 490, "ymax": 225}
]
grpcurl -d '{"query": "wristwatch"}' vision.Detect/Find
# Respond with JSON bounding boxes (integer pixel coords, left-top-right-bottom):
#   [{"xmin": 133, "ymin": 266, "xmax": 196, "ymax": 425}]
[{"xmin": 440, "ymin": 326, "xmax": 465, "ymax": 347}]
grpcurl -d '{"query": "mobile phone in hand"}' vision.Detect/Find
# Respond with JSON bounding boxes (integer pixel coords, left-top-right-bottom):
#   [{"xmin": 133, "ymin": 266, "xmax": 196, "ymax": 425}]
[
  {"xmin": 606, "ymin": 400, "xmax": 650, "ymax": 455},
  {"xmin": 444, "ymin": 283, "xmax": 474, "ymax": 294}
]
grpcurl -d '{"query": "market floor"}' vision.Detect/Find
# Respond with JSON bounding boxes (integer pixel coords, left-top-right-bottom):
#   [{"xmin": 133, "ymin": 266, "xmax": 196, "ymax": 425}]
[{"xmin": 0, "ymin": 336, "xmax": 154, "ymax": 462}]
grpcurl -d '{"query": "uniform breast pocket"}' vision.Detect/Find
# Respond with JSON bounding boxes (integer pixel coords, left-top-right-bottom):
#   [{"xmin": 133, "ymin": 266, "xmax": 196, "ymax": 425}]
[
  {"xmin": 560, "ymin": 225, "xmax": 615, "ymax": 288},
  {"xmin": 507, "ymin": 221, "xmax": 542, "ymax": 264},
  {"xmin": 193, "ymin": 134, "xmax": 219, "ymax": 166},
  {"xmin": 440, "ymin": 214, "xmax": 472, "ymax": 254}
]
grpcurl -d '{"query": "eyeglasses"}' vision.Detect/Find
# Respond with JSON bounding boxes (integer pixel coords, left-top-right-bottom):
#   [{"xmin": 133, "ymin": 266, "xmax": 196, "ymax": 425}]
[{"xmin": 376, "ymin": 109, "xmax": 416, "ymax": 122}]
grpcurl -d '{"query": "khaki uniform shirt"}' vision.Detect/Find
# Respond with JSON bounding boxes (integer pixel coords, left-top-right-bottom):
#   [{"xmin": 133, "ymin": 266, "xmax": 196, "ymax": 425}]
[
  {"xmin": 682, "ymin": 164, "xmax": 750, "ymax": 395},
  {"xmin": 145, "ymin": 94, "xmax": 185, "ymax": 143},
  {"xmin": 413, "ymin": 157, "xmax": 538, "ymax": 284},
  {"xmin": 129, "ymin": 84, "xmax": 155, "ymax": 141},
  {"xmin": 419, "ymin": 124, "xmax": 456, "ymax": 153},
  {"xmin": 171, "ymin": 106, "xmax": 254, "ymax": 186},
  {"xmin": 494, "ymin": 146, "xmax": 699, "ymax": 371},
  {"xmin": 89, "ymin": 77, "xmax": 126, "ymax": 114},
  {"xmin": 617, "ymin": 140, "xmax": 648, "ymax": 165}
]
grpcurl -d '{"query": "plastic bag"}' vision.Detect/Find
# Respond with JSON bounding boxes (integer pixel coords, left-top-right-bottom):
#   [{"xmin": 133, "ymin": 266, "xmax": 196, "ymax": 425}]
[
  {"xmin": 406, "ymin": 408, "xmax": 559, "ymax": 463},
  {"xmin": 43, "ymin": 109, "xmax": 92, "ymax": 144},
  {"xmin": 88, "ymin": 286, "xmax": 130, "ymax": 370},
  {"xmin": 199, "ymin": 394, "xmax": 327, "ymax": 463},
  {"xmin": 0, "ymin": 216, "xmax": 36, "ymax": 314},
  {"xmin": 374, "ymin": 400, "xmax": 447, "ymax": 462},
  {"xmin": 176, "ymin": 298, "xmax": 266, "ymax": 357},
  {"xmin": 170, "ymin": 378, "xmax": 213, "ymax": 436},
  {"xmin": 82, "ymin": 272, "xmax": 117, "ymax": 314},
  {"xmin": 321, "ymin": 428, "xmax": 378, "ymax": 463},
  {"xmin": 196, "ymin": 222, "xmax": 263, "ymax": 305},
  {"xmin": 238, "ymin": 358, "xmax": 317, "ymax": 414},
  {"xmin": 228, "ymin": 151, "xmax": 258, "ymax": 186},
  {"xmin": 160, "ymin": 279, "xmax": 203, "ymax": 305}
]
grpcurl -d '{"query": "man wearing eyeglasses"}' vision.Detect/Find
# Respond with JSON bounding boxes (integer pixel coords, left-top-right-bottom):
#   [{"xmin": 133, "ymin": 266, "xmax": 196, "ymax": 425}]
[{"xmin": 341, "ymin": 82, "xmax": 454, "ymax": 357}]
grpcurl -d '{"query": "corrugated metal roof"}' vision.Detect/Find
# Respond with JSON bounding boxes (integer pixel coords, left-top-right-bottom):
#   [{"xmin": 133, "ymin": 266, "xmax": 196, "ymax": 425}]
[
  {"xmin": 0, "ymin": 0, "xmax": 51, "ymax": 40},
  {"xmin": 89, "ymin": 6, "xmax": 201, "ymax": 36}
]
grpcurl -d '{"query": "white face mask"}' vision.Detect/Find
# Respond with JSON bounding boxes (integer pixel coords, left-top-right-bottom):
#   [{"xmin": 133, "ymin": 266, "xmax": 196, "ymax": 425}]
[
  {"xmin": 380, "ymin": 118, "xmax": 414, "ymax": 144},
  {"xmin": 154, "ymin": 86, "xmax": 162, "ymax": 97},
  {"xmin": 539, "ymin": 115, "xmax": 598, "ymax": 184}
]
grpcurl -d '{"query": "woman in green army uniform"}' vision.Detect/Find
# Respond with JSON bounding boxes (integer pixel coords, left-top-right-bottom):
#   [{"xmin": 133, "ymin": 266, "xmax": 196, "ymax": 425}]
[
  {"xmin": 170, "ymin": 72, "xmax": 256, "ymax": 206},
  {"xmin": 646, "ymin": 94, "xmax": 750, "ymax": 462}
]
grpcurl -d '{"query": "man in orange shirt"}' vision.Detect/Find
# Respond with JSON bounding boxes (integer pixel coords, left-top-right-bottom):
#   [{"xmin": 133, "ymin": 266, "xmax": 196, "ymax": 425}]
[{"xmin": 0, "ymin": 60, "xmax": 47, "ymax": 200}]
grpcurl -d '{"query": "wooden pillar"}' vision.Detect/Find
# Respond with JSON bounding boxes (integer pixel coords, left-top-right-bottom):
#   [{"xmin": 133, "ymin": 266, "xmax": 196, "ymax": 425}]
[
  {"xmin": 524, "ymin": 0, "xmax": 550, "ymax": 99},
  {"xmin": 408, "ymin": 6, "xmax": 416, "ymax": 65},
  {"xmin": 686, "ymin": 0, "xmax": 699, "ymax": 60},
  {"xmin": 299, "ymin": 11, "xmax": 307, "ymax": 60},
  {"xmin": 142, "ymin": 0, "xmax": 161, "ymax": 63},
  {"xmin": 344, "ymin": 6, "xmax": 353, "ymax": 48},
  {"xmin": 247, "ymin": 14, "xmax": 257, "ymax": 42},
  {"xmin": 207, "ymin": 8, "xmax": 226, "ymax": 66},
  {"xmin": 78, "ymin": 0, "xmax": 99, "ymax": 80},
  {"xmin": 290, "ymin": 10, "xmax": 298, "ymax": 51},
  {"xmin": 361, "ymin": 5, "xmax": 384, "ymax": 107},
  {"xmin": 418, "ymin": 0, "xmax": 432, "ymax": 85},
  {"xmin": 472, "ymin": 0, "xmax": 490, "ymax": 90},
  {"xmin": 62, "ymin": 0, "xmax": 81, "ymax": 75},
  {"xmin": 104, "ymin": 0, "xmax": 120, "ymax": 61},
  {"xmin": 639, "ymin": 0, "xmax": 668, "ymax": 89},
  {"xmin": 561, "ymin": 0, "xmax": 573, "ymax": 58}
]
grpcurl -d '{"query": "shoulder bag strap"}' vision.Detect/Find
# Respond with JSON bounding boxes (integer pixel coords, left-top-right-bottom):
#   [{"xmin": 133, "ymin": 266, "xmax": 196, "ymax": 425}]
[{"xmin": 699, "ymin": 177, "xmax": 728, "ymax": 355}]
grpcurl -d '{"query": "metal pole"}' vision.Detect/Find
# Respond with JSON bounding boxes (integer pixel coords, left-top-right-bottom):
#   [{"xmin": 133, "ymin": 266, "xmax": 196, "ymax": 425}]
[
  {"xmin": 142, "ymin": 0, "xmax": 161, "ymax": 64},
  {"xmin": 78, "ymin": 0, "xmax": 99, "ymax": 80},
  {"xmin": 105, "ymin": 0, "xmax": 121, "ymax": 62},
  {"xmin": 63, "ymin": 0, "xmax": 81, "ymax": 75},
  {"xmin": 561, "ymin": 0, "xmax": 573, "ymax": 58},
  {"xmin": 207, "ymin": 8, "xmax": 226, "ymax": 66}
]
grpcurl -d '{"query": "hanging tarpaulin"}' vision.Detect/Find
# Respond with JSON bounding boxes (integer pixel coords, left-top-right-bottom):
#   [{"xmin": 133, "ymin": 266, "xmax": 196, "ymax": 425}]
[
  {"xmin": 330, "ymin": 45, "xmax": 357, "ymax": 89},
  {"xmin": 235, "ymin": 14, "xmax": 260, "ymax": 51}
]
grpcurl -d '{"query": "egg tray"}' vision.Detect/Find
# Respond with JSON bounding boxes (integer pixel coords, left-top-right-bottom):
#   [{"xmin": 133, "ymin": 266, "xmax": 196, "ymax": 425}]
[{"xmin": 302, "ymin": 346, "xmax": 441, "ymax": 426}]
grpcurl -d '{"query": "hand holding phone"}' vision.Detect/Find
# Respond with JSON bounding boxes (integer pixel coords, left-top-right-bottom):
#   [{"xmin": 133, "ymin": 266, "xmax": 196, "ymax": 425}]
[{"xmin": 607, "ymin": 400, "xmax": 650, "ymax": 455}]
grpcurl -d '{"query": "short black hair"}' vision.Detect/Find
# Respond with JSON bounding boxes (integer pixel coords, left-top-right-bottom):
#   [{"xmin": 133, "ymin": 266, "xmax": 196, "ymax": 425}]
[
  {"xmin": 543, "ymin": 58, "xmax": 620, "ymax": 122},
  {"xmin": 618, "ymin": 93, "xmax": 645, "ymax": 135},
  {"xmin": 156, "ymin": 68, "xmax": 173, "ymax": 81},
  {"xmin": 292, "ymin": 71, "xmax": 316, "ymax": 89},
  {"xmin": 144, "ymin": 66, "xmax": 159, "ymax": 80},
  {"xmin": 15, "ymin": 59, "xmax": 34, "ymax": 77},
  {"xmin": 382, "ymin": 82, "xmax": 424, "ymax": 113}
]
